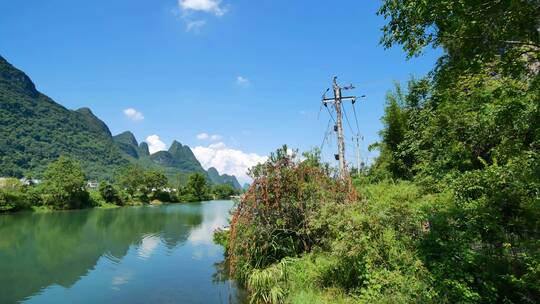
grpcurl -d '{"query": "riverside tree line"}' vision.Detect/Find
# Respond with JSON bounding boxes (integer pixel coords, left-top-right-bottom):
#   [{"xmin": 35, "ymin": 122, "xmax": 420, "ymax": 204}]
[
  {"xmin": 216, "ymin": 1, "xmax": 540, "ymax": 303},
  {"xmin": 0, "ymin": 155, "xmax": 240, "ymax": 212}
]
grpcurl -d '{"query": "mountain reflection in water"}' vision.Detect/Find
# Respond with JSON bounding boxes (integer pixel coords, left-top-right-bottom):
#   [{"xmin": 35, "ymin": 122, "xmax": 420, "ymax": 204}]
[{"xmin": 0, "ymin": 200, "xmax": 244, "ymax": 304}]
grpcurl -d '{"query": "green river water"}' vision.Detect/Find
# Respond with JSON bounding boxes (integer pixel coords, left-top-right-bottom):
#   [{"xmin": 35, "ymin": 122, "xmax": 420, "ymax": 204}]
[{"xmin": 0, "ymin": 200, "xmax": 245, "ymax": 304}]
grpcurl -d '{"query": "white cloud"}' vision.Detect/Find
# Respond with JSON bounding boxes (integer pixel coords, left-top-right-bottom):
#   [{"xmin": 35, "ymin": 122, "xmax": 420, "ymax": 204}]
[
  {"xmin": 186, "ymin": 19, "xmax": 206, "ymax": 32},
  {"xmin": 197, "ymin": 132, "xmax": 221, "ymax": 141},
  {"xmin": 193, "ymin": 142, "xmax": 267, "ymax": 184},
  {"xmin": 196, "ymin": 132, "xmax": 209, "ymax": 140},
  {"xmin": 208, "ymin": 142, "xmax": 226, "ymax": 149},
  {"xmin": 146, "ymin": 135, "xmax": 167, "ymax": 154},
  {"xmin": 137, "ymin": 234, "xmax": 160, "ymax": 259},
  {"xmin": 179, "ymin": 0, "xmax": 227, "ymax": 16},
  {"xmin": 210, "ymin": 134, "xmax": 222, "ymax": 141},
  {"xmin": 236, "ymin": 76, "xmax": 250, "ymax": 86},
  {"xmin": 123, "ymin": 108, "xmax": 144, "ymax": 122}
]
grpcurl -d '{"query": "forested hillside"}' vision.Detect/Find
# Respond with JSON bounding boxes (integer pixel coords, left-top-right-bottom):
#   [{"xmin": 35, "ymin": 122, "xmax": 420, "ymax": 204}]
[
  {"xmin": 0, "ymin": 55, "xmax": 241, "ymax": 188},
  {"xmin": 221, "ymin": 1, "xmax": 540, "ymax": 303},
  {"xmin": 0, "ymin": 55, "xmax": 128, "ymax": 179},
  {"xmin": 207, "ymin": 167, "xmax": 242, "ymax": 189}
]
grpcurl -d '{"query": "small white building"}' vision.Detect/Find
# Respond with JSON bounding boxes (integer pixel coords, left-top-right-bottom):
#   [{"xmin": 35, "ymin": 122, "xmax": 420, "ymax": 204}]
[
  {"xmin": 19, "ymin": 178, "xmax": 41, "ymax": 186},
  {"xmin": 86, "ymin": 181, "xmax": 99, "ymax": 189}
]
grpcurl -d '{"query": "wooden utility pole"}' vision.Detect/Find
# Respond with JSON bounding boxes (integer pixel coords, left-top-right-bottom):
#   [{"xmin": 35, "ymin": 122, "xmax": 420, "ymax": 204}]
[
  {"xmin": 353, "ymin": 134, "xmax": 363, "ymax": 175},
  {"xmin": 322, "ymin": 77, "xmax": 357, "ymax": 180}
]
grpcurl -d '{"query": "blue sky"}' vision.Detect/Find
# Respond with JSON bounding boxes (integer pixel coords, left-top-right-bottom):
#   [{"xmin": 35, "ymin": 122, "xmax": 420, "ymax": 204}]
[{"xmin": 0, "ymin": 0, "xmax": 439, "ymax": 182}]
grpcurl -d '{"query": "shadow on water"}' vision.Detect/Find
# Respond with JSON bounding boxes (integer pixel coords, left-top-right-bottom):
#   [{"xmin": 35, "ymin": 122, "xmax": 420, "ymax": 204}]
[{"xmin": 0, "ymin": 201, "xmax": 245, "ymax": 304}]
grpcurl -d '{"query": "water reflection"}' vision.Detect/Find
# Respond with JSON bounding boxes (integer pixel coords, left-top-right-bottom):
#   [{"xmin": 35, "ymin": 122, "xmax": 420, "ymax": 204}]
[{"xmin": 0, "ymin": 201, "xmax": 244, "ymax": 304}]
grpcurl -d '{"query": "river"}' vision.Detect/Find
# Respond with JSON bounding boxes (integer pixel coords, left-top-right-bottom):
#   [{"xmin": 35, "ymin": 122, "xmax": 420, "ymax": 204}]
[{"xmin": 0, "ymin": 200, "xmax": 245, "ymax": 304}]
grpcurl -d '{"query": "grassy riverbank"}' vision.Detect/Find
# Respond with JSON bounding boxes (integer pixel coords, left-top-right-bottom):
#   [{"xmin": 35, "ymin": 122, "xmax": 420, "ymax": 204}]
[
  {"xmin": 216, "ymin": 147, "xmax": 538, "ymax": 303},
  {"xmin": 215, "ymin": 152, "xmax": 446, "ymax": 303}
]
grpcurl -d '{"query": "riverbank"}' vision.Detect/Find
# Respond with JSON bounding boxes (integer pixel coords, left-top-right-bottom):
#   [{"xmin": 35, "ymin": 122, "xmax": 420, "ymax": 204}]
[
  {"xmin": 215, "ymin": 179, "xmax": 438, "ymax": 303},
  {"xmin": 218, "ymin": 140, "xmax": 539, "ymax": 303},
  {"xmin": 1, "ymin": 157, "xmax": 240, "ymax": 214},
  {"xmin": 6, "ymin": 197, "xmax": 228, "ymax": 215}
]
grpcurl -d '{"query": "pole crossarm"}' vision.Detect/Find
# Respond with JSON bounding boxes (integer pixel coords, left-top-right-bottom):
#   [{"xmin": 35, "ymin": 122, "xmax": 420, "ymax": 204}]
[{"xmin": 323, "ymin": 96, "xmax": 357, "ymax": 102}]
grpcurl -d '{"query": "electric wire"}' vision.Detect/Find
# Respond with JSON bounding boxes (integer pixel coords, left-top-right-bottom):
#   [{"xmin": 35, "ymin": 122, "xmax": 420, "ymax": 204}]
[
  {"xmin": 325, "ymin": 105, "xmax": 336, "ymax": 124},
  {"xmin": 320, "ymin": 117, "xmax": 332, "ymax": 151},
  {"xmin": 352, "ymin": 101, "xmax": 360, "ymax": 135},
  {"xmin": 343, "ymin": 105, "xmax": 355, "ymax": 135}
]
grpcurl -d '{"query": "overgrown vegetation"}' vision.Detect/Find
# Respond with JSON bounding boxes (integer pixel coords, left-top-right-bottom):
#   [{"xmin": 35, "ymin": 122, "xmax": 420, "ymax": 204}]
[{"xmin": 221, "ymin": 1, "xmax": 540, "ymax": 303}]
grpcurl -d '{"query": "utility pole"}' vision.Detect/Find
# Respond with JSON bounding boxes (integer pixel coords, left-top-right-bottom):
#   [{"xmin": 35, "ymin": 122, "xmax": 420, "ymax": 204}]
[
  {"xmin": 352, "ymin": 134, "xmax": 363, "ymax": 175},
  {"xmin": 322, "ymin": 77, "xmax": 357, "ymax": 180}
]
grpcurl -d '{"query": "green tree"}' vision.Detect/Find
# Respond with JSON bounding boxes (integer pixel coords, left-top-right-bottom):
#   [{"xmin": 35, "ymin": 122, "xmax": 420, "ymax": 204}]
[
  {"xmin": 212, "ymin": 184, "xmax": 239, "ymax": 199},
  {"xmin": 98, "ymin": 181, "xmax": 120, "ymax": 204},
  {"xmin": 0, "ymin": 178, "xmax": 29, "ymax": 212},
  {"xmin": 41, "ymin": 156, "xmax": 89, "ymax": 209},
  {"xmin": 143, "ymin": 170, "xmax": 167, "ymax": 193},
  {"xmin": 185, "ymin": 172, "xmax": 209, "ymax": 202},
  {"xmin": 116, "ymin": 165, "xmax": 145, "ymax": 199},
  {"xmin": 378, "ymin": 0, "xmax": 540, "ymax": 77},
  {"xmin": 142, "ymin": 170, "xmax": 168, "ymax": 201}
]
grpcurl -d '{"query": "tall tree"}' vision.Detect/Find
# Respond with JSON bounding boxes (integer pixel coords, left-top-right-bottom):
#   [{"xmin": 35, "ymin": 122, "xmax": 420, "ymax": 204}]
[
  {"xmin": 378, "ymin": 0, "xmax": 540, "ymax": 77},
  {"xmin": 41, "ymin": 156, "xmax": 88, "ymax": 209},
  {"xmin": 186, "ymin": 173, "xmax": 209, "ymax": 202},
  {"xmin": 142, "ymin": 170, "xmax": 168, "ymax": 198},
  {"xmin": 116, "ymin": 165, "xmax": 145, "ymax": 198}
]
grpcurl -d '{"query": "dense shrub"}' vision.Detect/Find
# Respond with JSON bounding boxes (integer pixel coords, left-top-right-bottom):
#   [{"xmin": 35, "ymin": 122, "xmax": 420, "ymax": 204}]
[
  {"xmin": 237, "ymin": 181, "xmax": 441, "ymax": 303},
  {"xmin": 228, "ymin": 146, "xmax": 354, "ymax": 284},
  {"xmin": 98, "ymin": 182, "xmax": 121, "ymax": 205},
  {"xmin": 0, "ymin": 178, "xmax": 30, "ymax": 212}
]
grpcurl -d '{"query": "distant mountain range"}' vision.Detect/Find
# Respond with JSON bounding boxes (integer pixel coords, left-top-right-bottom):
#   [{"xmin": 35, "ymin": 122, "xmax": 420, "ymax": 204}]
[
  {"xmin": 0, "ymin": 55, "xmax": 240, "ymax": 188},
  {"xmin": 113, "ymin": 132, "xmax": 241, "ymax": 188}
]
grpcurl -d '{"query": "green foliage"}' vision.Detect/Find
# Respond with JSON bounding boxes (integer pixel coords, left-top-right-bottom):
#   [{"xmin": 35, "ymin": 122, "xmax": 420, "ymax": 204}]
[
  {"xmin": 115, "ymin": 165, "xmax": 171, "ymax": 203},
  {"xmin": 98, "ymin": 182, "xmax": 121, "ymax": 205},
  {"xmin": 207, "ymin": 167, "xmax": 242, "ymax": 189},
  {"xmin": 0, "ymin": 178, "xmax": 30, "ymax": 212},
  {"xmin": 228, "ymin": 182, "xmax": 439, "ymax": 303},
  {"xmin": 369, "ymin": 77, "xmax": 539, "ymax": 303},
  {"xmin": 0, "ymin": 56, "xmax": 129, "ymax": 180},
  {"xmin": 184, "ymin": 172, "xmax": 211, "ymax": 202},
  {"xmin": 214, "ymin": 3, "xmax": 540, "ymax": 303},
  {"xmin": 227, "ymin": 146, "xmax": 352, "ymax": 284},
  {"xmin": 88, "ymin": 189, "xmax": 105, "ymax": 207},
  {"xmin": 213, "ymin": 228, "xmax": 230, "ymax": 250},
  {"xmin": 0, "ymin": 55, "xmax": 242, "ymax": 190},
  {"xmin": 368, "ymin": 3, "xmax": 540, "ymax": 301},
  {"xmin": 116, "ymin": 165, "xmax": 145, "ymax": 199},
  {"xmin": 378, "ymin": 0, "xmax": 540, "ymax": 77},
  {"xmin": 143, "ymin": 170, "xmax": 168, "ymax": 195},
  {"xmin": 212, "ymin": 183, "xmax": 240, "ymax": 199},
  {"xmin": 40, "ymin": 156, "xmax": 90, "ymax": 209},
  {"xmin": 247, "ymin": 259, "xmax": 290, "ymax": 304},
  {"xmin": 420, "ymin": 155, "xmax": 540, "ymax": 303},
  {"xmin": 313, "ymin": 182, "xmax": 438, "ymax": 303}
]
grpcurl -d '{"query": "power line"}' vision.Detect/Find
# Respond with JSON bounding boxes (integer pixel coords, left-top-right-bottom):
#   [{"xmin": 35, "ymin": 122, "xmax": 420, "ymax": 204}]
[
  {"xmin": 343, "ymin": 105, "xmax": 355, "ymax": 135},
  {"xmin": 320, "ymin": 117, "xmax": 332, "ymax": 151},
  {"xmin": 324, "ymin": 104, "xmax": 337, "ymax": 124},
  {"xmin": 352, "ymin": 101, "xmax": 361, "ymax": 135}
]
